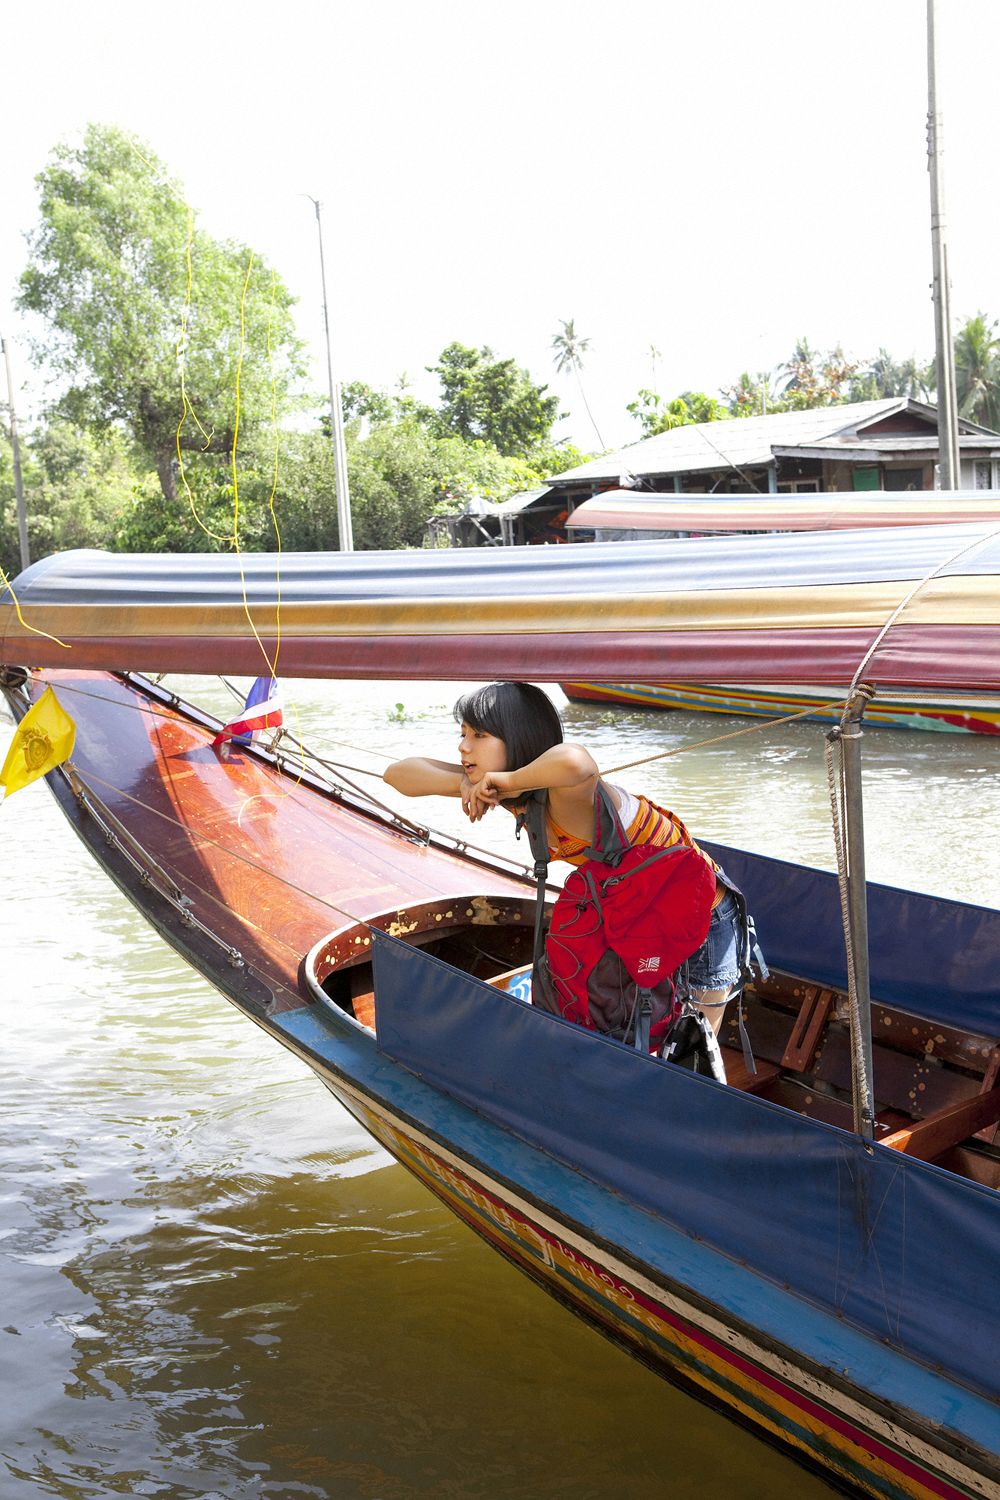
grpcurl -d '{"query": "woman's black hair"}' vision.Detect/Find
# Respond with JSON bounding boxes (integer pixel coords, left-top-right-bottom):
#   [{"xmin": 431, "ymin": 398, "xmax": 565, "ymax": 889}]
[{"xmin": 454, "ymin": 682, "xmax": 563, "ymax": 770}]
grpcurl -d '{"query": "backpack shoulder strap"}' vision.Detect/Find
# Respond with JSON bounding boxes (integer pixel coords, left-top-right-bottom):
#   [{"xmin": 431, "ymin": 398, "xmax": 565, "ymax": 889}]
[
  {"xmin": 580, "ymin": 780, "xmax": 632, "ymax": 866},
  {"xmin": 515, "ymin": 790, "xmax": 550, "ymax": 967}
]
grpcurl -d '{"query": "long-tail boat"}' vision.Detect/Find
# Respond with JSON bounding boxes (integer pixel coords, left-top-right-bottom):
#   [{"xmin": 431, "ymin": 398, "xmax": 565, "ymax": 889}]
[
  {"xmin": 1, "ymin": 523, "xmax": 998, "ymax": 1499},
  {"xmin": 562, "ymin": 492, "xmax": 1000, "ymax": 733}
]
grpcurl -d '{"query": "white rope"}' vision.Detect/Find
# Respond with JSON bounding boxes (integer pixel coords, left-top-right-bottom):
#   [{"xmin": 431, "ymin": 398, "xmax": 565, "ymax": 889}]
[{"xmin": 824, "ymin": 723, "xmax": 875, "ymax": 1143}]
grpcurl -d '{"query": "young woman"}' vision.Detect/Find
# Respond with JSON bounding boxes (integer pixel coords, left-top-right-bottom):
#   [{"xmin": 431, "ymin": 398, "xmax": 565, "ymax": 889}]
[{"xmin": 384, "ymin": 681, "xmax": 744, "ymax": 1039}]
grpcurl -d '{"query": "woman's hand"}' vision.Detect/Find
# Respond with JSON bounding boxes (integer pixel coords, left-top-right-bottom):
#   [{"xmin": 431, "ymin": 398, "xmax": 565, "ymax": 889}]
[
  {"xmin": 464, "ymin": 769, "xmax": 515, "ymax": 821},
  {"xmin": 459, "ymin": 773, "xmax": 478, "ymax": 819}
]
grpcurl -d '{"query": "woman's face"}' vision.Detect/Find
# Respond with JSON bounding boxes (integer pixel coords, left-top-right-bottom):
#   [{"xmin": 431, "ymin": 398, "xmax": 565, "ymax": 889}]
[{"xmin": 457, "ymin": 721, "xmax": 507, "ymax": 784}]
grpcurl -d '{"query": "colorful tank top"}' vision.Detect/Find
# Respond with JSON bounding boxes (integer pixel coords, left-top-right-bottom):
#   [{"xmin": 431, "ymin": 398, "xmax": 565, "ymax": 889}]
[{"xmin": 546, "ymin": 782, "xmax": 722, "ymax": 899}]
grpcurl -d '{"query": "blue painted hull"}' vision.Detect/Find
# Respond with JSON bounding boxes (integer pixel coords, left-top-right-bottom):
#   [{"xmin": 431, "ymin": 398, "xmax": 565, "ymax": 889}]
[{"xmin": 269, "ymin": 998, "xmax": 999, "ymax": 1500}]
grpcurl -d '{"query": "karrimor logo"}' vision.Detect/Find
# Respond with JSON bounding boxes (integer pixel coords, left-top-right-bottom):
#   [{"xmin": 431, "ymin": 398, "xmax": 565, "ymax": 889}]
[{"xmin": 637, "ymin": 956, "xmax": 661, "ymax": 975}]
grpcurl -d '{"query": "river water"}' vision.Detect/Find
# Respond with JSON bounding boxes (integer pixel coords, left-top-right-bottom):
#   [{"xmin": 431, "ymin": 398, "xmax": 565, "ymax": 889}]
[{"xmin": 2, "ymin": 678, "xmax": 998, "ymax": 1500}]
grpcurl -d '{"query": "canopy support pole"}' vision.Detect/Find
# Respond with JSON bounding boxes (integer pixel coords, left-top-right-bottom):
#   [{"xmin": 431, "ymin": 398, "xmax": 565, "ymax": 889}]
[{"xmin": 842, "ymin": 688, "xmax": 876, "ymax": 1141}]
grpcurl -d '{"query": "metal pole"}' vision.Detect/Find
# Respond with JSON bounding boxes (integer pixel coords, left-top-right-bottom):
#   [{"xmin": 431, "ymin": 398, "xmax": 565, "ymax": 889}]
[
  {"xmin": 927, "ymin": 0, "xmax": 962, "ymax": 490},
  {"xmin": 1, "ymin": 335, "xmax": 30, "ymax": 572},
  {"xmin": 842, "ymin": 688, "xmax": 876, "ymax": 1141},
  {"xmin": 307, "ymin": 197, "xmax": 353, "ymax": 552}
]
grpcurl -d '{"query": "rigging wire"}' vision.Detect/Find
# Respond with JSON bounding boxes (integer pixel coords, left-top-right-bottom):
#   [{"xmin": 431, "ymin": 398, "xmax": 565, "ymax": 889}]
[
  {"xmin": 30, "ymin": 674, "xmax": 535, "ymax": 877},
  {"xmin": 600, "ymin": 697, "xmax": 848, "ymax": 776},
  {"xmin": 842, "ymin": 518, "xmax": 1000, "ymax": 716},
  {"xmin": 64, "ymin": 758, "xmax": 539, "ymax": 938},
  {"xmin": 67, "ymin": 763, "xmax": 371, "ymax": 929}
]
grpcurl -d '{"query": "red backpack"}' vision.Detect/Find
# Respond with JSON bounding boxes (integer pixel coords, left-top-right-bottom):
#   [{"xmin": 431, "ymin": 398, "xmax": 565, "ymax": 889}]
[{"xmin": 518, "ymin": 785, "xmax": 717, "ymax": 1052}]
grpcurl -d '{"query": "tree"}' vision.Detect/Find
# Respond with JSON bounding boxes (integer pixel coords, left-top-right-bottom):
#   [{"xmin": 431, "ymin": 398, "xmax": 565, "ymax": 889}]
[
  {"xmin": 1, "ymin": 421, "xmax": 142, "ymax": 575},
  {"xmin": 847, "ymin": 349, "xmax": 933, "ymax": 403},
  {"xmin": 428, "ymin": 342, "xmax": 560, "ymax": 457},
  {"xmin": 723, "ymin": 370, "xmax": 782, "ymax": 417},
  {"xmin": 777, "ymin": 339, "xmax": 858, "ymax": 409},
  {"xmin": 627, "ymin": 389, "xmax": 730, "ymax": 437},
  {"xmin": 18, "ymin": 124, "xmax": 307, "ymax": 506},
  {"xmin": 552, "ymin": 318, "xmax": 605, "ymax": 449},
  {"xmin": 954, "ymin": 314, "xmax": 1000, "ymax": 429}
]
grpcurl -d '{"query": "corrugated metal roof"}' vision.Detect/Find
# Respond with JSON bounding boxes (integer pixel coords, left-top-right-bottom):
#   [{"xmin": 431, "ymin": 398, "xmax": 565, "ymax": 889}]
[
  {"xmin": 492, "ymin": 486, "xmax": 553, "ymax": 515},
  {"xmin": 547, "ymin": 399, "xmax": 999, "ymax": 485},
  {"xmin": 565, "ymin": 489, "xmax": 1000, "ymax": 532}
]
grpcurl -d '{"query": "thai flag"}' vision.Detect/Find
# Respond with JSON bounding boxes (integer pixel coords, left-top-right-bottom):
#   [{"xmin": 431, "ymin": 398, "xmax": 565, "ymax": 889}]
[{"xmin": 213, "ymin": 676, "xmax": 283, "ymax": 748}]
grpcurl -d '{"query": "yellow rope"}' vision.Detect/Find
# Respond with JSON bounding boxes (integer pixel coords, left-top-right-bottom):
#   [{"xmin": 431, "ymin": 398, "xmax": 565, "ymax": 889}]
[
  {"xmin": 0, "ymin": 568, "xmax": 70, "ymax": 650},
  {"xmin": 230, "ymin": 251, "xmax": 282, "ymax": 685},
  {"xmin": 263, "ymin": 267, "xmax": 283, "ymax": 679}
]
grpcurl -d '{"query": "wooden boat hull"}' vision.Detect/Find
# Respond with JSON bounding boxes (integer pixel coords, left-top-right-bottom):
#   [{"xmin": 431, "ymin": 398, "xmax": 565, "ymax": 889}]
[
  {"xmin": 4, "ymin": 668, "xmax": 997, "ymax": 1500},
  {"xmin": 561, "ymin": 681, "xmax": 1000, "ymax": 734}
]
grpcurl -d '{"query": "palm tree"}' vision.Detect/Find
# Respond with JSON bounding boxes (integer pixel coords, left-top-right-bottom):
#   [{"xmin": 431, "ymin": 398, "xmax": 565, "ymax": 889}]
[
  {"xmin": 552, "ymin": 318, "xmax": 605, "ymax": 449},
  {"xmin": 859, "ymin": 349, "xmax": 933, "ymax": 401},
  {"xmin": 954, "ymin": 314, "xmax": 1000, "ymax": 429}
]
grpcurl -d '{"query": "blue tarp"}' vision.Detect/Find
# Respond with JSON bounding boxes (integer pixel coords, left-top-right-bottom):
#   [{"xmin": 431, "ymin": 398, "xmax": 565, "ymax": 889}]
[
  {"xmin": 373, "ymin": 898, "xmax": 1000, "ymax": 1398},
  {"xmin": 702, "ymin": 842, "xmax": 1000, "ymax": 1037}
]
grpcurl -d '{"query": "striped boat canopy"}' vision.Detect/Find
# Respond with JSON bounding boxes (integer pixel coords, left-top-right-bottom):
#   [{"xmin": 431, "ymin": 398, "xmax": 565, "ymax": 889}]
[
  {"xmin": 2, "ymin": 522, "xmax": 999, "ymax": 690},
  {"xmin": 565, "ymin": 489, "xmax": 1000, "ymax": 534}
]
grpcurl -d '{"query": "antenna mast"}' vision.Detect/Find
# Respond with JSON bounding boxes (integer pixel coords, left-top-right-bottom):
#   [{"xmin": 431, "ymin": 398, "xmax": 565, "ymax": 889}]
[
  {"xmin": 307, "ymin": 197, "xmax": 354, "ymax": 551},
  {"xmin": 1, "ymin": 335, "xmax": 30, "ymax": 571},
  {"xmin": 927, "ymin": 0, "xmax": 961, "ymax": 490}
]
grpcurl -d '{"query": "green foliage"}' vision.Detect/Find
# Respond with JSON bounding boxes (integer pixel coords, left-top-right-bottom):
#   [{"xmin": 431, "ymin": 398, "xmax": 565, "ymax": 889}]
[
  {"xmin": 632, "ymin": 337, "xmax": 940, "ymax": 429},
  {"xmin": 627, "ymin": 389, "xmax": 730, "ymax": 437},
  {"xmin": 776, "ymin": 340, "xmax": 858, "ymax": 410},
  {"xmin": 17, "ymin": 123, "xmax": 307, "ymax": 503},
  {"xmin": 0, "ymin": 421, "xmax": 143, "ymax": 577},
  {"xmin": 340, "ymin": 381, "xmax": 396, "ymax": 427},
  {"xmin": 953, "ymin": 314, "xmax": 1000, "ymax": 428},
  {"xmin": 428, "ymin": 342, "xmax": 561, "ymax": 457},
  {"xmin": 847, "ymin": 349, "xmax": 933, "ymax": 403},
  {"xmin": 385, "ymin": 700, "xmax": 425, "ymax": 724},
  {"xmin": 723, "ymin": 370, "xmax": 782, "ymax": 417}
]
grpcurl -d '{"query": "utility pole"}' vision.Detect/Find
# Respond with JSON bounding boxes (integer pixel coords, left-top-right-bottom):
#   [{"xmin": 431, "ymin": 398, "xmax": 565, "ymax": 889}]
[
  {"xmin": 1, "ymin": 335, "xmax": 30, "ymax": 572},
  {"xmin": 927, "ymin": 0, "xmax": 961, "ymax": 490},
  {"xmin": 306, "ymin": 197, "xmax": 353, "ymax": 551}
]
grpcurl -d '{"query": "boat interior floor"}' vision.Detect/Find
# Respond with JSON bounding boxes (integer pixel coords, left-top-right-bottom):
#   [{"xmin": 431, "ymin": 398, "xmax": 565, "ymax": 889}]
[{"xmin": 310, "ymin": 898, "xmax": 1000, "ymax": 1191}]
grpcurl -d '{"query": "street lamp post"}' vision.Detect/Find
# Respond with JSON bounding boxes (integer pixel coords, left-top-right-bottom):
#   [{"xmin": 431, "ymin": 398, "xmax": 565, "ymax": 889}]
[
  {"xmin": 927, "ymin": 0, "xmax": 961, "ymax": 490},
  {"xmin": 1, "ymin": 335, "xmax": 30, "ymax": 572},
  {"xmin": 307, "ymin": 197, "xmax": 353, "ymax": 551}
]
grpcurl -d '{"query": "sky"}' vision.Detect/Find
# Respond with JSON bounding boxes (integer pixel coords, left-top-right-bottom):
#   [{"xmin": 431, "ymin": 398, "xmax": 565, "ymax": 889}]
[{"xmin": 2, "ymin": 0, "xmax": 999, "ymax": 454}]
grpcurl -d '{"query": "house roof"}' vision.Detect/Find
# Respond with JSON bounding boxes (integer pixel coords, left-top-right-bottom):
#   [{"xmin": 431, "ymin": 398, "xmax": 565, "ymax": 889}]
[
  {"xmin": 492, "ymin": 486, "xmax": 553, "ymax": 516},
  {"xmin": 547, "ymin": 399, "xmax": 1000, "ymax": 486}
]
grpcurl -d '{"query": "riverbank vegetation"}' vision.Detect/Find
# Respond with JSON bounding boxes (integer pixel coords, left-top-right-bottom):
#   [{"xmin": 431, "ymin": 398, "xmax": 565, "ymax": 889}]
[{"xmin": 4, "ymin": 123, "xmax": 1000, "ymax": 574}]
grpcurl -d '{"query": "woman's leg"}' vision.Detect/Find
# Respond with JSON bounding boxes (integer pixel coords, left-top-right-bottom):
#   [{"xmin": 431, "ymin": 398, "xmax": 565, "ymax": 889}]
[
  {"xmin": 687, "ymin": 890, "xmax": 740, "ymax": 1036},
  {"xmin": 689, "ymin": 985, "xmax": 731, "ymax": 1036}
]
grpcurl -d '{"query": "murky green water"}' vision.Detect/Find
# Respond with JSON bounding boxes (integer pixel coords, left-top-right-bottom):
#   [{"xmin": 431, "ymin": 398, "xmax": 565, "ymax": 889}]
[{"xmin": 2, "ymin": 679, "xmax": 997, "ymax": 1499}]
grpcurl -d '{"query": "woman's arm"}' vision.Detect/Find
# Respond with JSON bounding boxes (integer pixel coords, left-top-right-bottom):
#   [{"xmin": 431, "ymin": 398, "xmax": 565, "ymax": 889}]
[
  {"xmin": 469, "ymin": 743, "xmax": 598, "ymax": 816},
  {"xmin": 383, "ymin": 757, "xmax": 466, "ymax": 799}
]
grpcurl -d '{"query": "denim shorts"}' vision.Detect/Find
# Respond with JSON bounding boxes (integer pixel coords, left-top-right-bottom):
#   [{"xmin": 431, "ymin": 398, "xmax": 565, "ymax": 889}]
[{"xmin": 688, "ymin": 889, "xmax": 741, "ymax": 991}]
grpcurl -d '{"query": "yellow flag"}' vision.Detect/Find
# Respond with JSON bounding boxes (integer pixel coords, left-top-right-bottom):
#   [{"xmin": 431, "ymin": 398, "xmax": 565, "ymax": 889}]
[{"xmin": 0, "ymin": 687, "xmax": 76, "ymax": 804}]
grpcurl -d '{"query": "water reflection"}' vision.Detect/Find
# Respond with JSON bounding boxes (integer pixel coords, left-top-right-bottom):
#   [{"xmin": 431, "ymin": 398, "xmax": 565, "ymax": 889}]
[{"xmin": 4, "ymin": 677, "xmax": 997, "ymax": 1497}]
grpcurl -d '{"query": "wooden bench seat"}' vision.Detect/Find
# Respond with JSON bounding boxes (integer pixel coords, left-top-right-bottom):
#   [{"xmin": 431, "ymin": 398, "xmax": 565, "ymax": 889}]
[
  {"xmin": 880, "ymin": 1086, "xmax": 1000, "ymax": 1160},
  {"xmin": 721, "ymin": 1047, "xmax": 781, "ymax": 1094}
]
